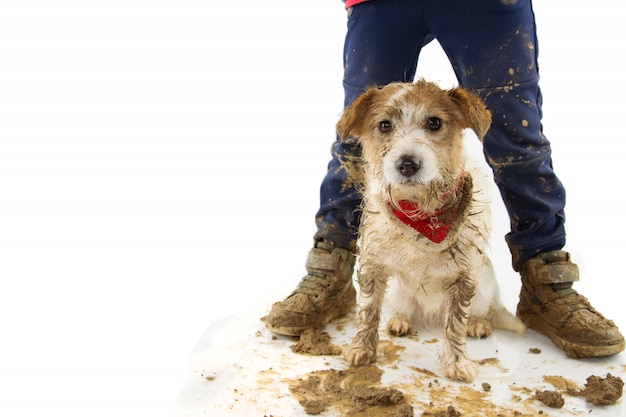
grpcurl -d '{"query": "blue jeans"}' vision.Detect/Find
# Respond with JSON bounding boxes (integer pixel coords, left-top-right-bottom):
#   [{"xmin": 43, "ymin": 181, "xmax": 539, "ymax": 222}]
[{"xmin": 314, "ymin": 0, "xmax": 565, "ymax": 270}]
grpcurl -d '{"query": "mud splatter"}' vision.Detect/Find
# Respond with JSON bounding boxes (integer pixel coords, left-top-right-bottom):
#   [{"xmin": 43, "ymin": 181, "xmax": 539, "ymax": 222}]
[
  {"xmin": 408, "ymin": 366, "xmax": 439, "ymax": 378},
  {"xmin": 283, "ymin": 326, "xmax": 622, "ymax": 416},
  {"xmin": 420, "ymin": 382, "xmax": 534, "ymax": 417},
  {"xmin": 287, "ymin": 365, "xmax": 413, "ymax": 416},
  {"xmin": 477, "ymin": 357, "xmax": 499, "ymax": 366},
  {"xmin": 377, "ymin": 339, "xmax": 406, "ymax": 365},
  {"xmin": 542, "ymin": 375, "xmax": 579, "ymax": 395},
  {"xmin": 477, "ymin": 357, "xmax": 508, "ymax": 373}
]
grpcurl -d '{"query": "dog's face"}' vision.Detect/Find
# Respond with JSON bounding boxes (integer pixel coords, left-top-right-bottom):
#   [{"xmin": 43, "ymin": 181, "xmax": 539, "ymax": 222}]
[{"xmin": 337, "ymin": 81, "xmax": 491, "ymax": 212}]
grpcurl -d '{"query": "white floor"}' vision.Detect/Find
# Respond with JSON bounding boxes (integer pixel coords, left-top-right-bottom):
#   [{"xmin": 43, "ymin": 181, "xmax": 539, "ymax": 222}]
[
  {"xmin": 1, "ymin": 2, "xmax": 625, "ymax": 416},
  {"xmin": 171, "ymin": 296, "xmax": 625, "ymax": 416}
]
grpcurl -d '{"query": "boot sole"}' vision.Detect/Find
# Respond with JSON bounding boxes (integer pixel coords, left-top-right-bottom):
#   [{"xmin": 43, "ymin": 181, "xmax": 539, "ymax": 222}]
[
  {"xmin": 265, "ymin": 302, "xmax": 356, "ymax": 336},
  {"xmin": 265, "ymin": 290, "xmax": 356, "ymax": 336},
  {"xmin": 520, "ymin": 312, "xmax": 625, "ymax": 359}
]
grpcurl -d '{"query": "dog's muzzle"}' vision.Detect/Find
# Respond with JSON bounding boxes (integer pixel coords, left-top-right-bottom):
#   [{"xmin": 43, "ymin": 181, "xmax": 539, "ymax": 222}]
[{"xmin": 396, "ymin": 155, "xmax": 420, "ymax": 178}]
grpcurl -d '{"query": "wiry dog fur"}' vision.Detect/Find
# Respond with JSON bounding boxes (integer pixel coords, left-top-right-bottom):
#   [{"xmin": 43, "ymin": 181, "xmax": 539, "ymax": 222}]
[{"xmin": 339, "ymin": 80, "xmax": 524, "ymax": 383}]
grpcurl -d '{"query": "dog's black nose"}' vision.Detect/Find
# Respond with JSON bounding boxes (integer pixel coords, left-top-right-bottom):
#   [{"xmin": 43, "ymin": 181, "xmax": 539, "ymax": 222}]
[{"xmin": 397, "ymin": 156, "xmax": 420, "ymax": 177}]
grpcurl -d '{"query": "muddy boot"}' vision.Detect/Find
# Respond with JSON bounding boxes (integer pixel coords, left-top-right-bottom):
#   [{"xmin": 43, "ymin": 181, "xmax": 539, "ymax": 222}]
[
  {"xmin": 265, "ymin": 241, "xmax": 357, "ymax": 336},
  {"xmin": 517, "ymin": 250, "xmax": 625, "ymax": 358}
]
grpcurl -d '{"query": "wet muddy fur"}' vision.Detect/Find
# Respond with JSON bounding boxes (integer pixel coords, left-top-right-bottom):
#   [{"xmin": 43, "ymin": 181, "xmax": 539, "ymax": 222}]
[{"xmin": 339, "ymin": 81, "xmax": 524, "ymax": 382}]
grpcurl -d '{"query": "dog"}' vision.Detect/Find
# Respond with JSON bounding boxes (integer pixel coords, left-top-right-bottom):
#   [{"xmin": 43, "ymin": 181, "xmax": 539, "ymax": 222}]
[{"xmin": 338, "ymin": 80, "xmax": 525, "ymax": 383}]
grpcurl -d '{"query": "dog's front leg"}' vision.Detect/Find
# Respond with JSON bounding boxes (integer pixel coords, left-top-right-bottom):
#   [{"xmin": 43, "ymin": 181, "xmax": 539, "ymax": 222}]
[
  {"xmin": 440, "ymin": 273, "xmax": 478, "ymax": 382},
  {"xmin": 345, "ymin": 264, "xmax": 387, "ymax": 366}
]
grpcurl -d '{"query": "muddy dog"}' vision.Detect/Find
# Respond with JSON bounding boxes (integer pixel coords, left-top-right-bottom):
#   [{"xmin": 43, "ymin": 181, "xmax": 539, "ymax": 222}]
[{"xmin": 338, "ymin": 80, "xmax": 524, "ymax": 383}]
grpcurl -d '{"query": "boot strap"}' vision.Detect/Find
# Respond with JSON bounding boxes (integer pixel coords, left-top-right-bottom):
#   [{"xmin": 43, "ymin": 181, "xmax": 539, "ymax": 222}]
[
  {"xmin": 525, "ymin": 257, "xmax": 580, "ymax": 284},
  {"xmin": 306, "ymin": 248, "xmax": 342, "ymax": 272}
]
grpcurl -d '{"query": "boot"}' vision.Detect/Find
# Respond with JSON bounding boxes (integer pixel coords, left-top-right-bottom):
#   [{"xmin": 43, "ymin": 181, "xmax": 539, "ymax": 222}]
[
  {"xmin": 517, "ymin": 250, "xmax": 624, "ymax": 358},
  {"xmin": 265, "ymin": 241, "xmax": 357, "ymax": 336}
]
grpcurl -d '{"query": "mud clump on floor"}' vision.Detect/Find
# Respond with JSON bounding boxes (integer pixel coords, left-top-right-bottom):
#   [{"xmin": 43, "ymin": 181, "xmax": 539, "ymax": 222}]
[
  {"xmin": 288, "ymin": 365, "xmax": 413, "ymax": 416},
  {"xmin": 422, "ymin": 405, "xmax": 460, "ymax": 417},
  {"xmin": 535, "ymin": 390, "xmax": 564, "ymax": 408},
  {"xmin": 579, "ymin": 373, "xmax": 624, "ymax": 406},
  {"xmin": 290, "ymin": 329, "xmax": 342, "ymax": 356}
]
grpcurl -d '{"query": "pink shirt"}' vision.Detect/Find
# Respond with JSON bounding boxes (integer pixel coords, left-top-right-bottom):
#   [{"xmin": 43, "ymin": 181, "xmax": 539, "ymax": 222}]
[{"xmin": 345, "ymin": 0, "xmax": 369, "ymax": 8}]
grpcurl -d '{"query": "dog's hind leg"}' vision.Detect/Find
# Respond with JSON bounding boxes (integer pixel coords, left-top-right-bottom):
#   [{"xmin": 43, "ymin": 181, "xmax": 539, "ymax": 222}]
[
  {"xmin": 345, "ymin": 265, "xmax": 387, "ymax": 366},
  {"xmin": 467, "ymin": 316, "xmax": 493, "ymax": 338},
  {"xmin": 468, "ymin": 302, "xmax": 525, "ymax": 339},
  {"xmin": 385, "ymin": 277, "xmax": 414, "ymax": 336},
  {"xmin": 440, "ymin": 273, "xmax": 478, "ymax": 382},
  {"xmin": 387, "ymin": 314, "xmax": 412, "ymax": 336}
]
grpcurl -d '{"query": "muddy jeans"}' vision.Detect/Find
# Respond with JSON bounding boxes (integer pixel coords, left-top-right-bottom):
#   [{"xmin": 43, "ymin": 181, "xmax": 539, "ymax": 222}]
[{"xmin": 314, "ymin": 0, "xmax": 566, "ymax": 271}]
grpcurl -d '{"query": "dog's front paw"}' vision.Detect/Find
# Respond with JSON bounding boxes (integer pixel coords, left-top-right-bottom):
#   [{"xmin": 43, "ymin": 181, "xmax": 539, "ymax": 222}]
[
  {"xmin": 345, "ymin": 344, "xmax": 377, "ymax": 366},
  {"xmin": 441, "ymin": 358, "xmax": 478, "ymax": 383},
  {"xmin": 467, "ymin": 317, "xmax": 493, "ymax": 338},
  {"xmin": 387, "ymin": 315, "xmax": 412, "ymax": 337}
]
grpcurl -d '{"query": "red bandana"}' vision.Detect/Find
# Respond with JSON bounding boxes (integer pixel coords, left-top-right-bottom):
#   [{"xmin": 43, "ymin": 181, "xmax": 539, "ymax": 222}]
[
  {"xmin": 388, "ymin": 175, "xmax": 471, "ymax": 244},
  {"xmin": 389, "ymin": 201, "xmax": 452, "ymax": 243}
]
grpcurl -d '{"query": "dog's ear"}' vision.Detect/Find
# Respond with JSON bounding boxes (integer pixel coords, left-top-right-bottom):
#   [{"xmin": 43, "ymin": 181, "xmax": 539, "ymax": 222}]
[
  {"xmin": 448, "ymin": 87, "xmax": 492, "ymax": 141},
  {"xmin": 336, "ymin": 87, "xmax": 378, "ymax": 141}
]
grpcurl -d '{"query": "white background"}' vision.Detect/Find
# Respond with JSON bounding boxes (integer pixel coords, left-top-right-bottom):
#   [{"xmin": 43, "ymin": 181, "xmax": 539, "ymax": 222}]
[{"xmin": 1, "ymin": 1, "xmax": 625, "ymax": 416}]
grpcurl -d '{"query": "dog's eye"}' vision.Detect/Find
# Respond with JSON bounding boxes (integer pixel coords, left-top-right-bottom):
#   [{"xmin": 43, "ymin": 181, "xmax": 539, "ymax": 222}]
[
  {"xmin": 379, "ymin": 120, "xmax": 392, "ymax": 133},
  {"xmin": 426, "ymin": 117, "xmax": 442, "ymax": 131}
]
